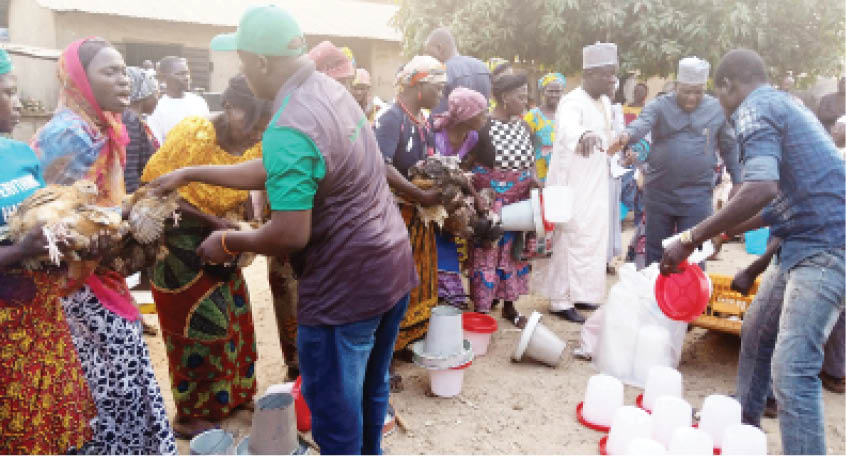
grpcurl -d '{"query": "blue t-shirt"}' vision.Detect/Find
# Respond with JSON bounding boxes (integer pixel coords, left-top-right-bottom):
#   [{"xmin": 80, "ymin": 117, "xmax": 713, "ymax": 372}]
[
  {"xmin": 732, "ymin": 85, "xmax": 845, "ymax": 270},
  {"xmin": 0, "ymin": 137, "xmax": 45, "ymax": 226}
]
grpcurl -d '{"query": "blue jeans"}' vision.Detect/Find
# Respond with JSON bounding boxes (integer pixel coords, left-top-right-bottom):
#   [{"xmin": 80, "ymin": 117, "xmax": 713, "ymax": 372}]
[
  {"xmin": 297, "ymin": 295, "xmax": 409, "ymax": 455},
  {"xmin": 736, "ymin": 250, "xmax": 845, "ymax": 454}
]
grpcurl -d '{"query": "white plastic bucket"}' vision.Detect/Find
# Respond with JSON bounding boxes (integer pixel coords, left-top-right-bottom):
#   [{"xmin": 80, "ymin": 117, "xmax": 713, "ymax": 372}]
[
  {"xmin": 626, "ymin": 437, "xmax": 667, "ymax": 455},
  {"xmin": 542, "ymin": 186, "xmax": 574, "ymax": 224},
  {"xmin": 464, "ymin": 331, "xmax": 492, "ymax": 356},
  {"xmin": 698, "ymin": 394, "xmax": 741, "ymax": 450},
  {"xmin": 500, "ymin": 199, "xmax": 536, "ymax": 231},
  {"xmin": 606, "ymin": 406, "xmax": 653, "ymax": 455},
  {"xmin": 650, "ymin": 396, "xmax": 692, "ymax": 448},
  {"xmin": 721, "ymin": 424, "xmax": 767, "ymax": 455},
  {"xmin": 582, "ymin": 374, "xmax": 625, "ymax": 428},
  {"xmin": 668, "ymin": 427, "xmax": 714, "ymax": 455},
  {"xmin": 429, "ymin": 361, "xmax": 471, "ymax": 397},
  {"xmin": 642, "ymin": 366, "xmax": 683, "ymax": 411},
  {"xmin": 632, "ymin": 325, "xmax": 673, "ymax": 385},
  {"xmin": 513, "ymin": 312, "xmax": 566, "ymax": 367}
]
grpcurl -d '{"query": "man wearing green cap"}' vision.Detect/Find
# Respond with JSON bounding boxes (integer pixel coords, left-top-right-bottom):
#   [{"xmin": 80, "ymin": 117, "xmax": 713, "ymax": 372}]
[{"xmin": 149, "ymin": 6, "xmax": 417, "ymax": 454}]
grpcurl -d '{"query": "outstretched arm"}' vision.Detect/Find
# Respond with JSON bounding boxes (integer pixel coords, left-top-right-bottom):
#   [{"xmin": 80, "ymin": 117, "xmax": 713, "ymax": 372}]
[{"xmin": 146, "ymin": 159, "xmax": 267, "ymax": 195}]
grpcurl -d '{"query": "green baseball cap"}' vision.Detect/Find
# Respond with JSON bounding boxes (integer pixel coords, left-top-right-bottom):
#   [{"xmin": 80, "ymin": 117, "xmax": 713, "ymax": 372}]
[{"xmin": 210, "ymin": 5, "xmax": 305, "ymax": 57}]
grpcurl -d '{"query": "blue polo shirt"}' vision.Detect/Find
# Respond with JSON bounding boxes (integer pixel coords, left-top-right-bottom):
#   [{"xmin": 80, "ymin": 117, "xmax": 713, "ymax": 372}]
[
  {"xmin": 0, "ymin": 138, "xmax": 44, "ymax": 226},
  {"xmin": 733, "ymin": 85, "xmax": 845, "ymax": 270}
]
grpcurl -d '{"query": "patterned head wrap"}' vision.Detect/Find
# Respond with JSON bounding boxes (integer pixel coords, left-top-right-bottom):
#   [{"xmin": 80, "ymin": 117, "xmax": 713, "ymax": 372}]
[
  {"xmin": 539, "ymin": 72, "xmax": 566, "ymax": 90},
  {"xmin": 308, "ymin": 41, "xmax": 355, "ymax": 81},
  {"xmin": 0, "ymin": 49, "xmax": 13, "ymax": 75},
  {"xmin": 127, "ymin": 66, "xmax": 157, "ymax": 104},
  {"xmin": 340, "ymin": 46, "xmax": 356, "ymax": 68},
  {"xmin": 395, "ymin": 55, "xmax": 446, "ymax": 89},
  {"xmin": 353, "ymin": 68, "xmax": 371, "ymax": 87},
  {"xmin": 432, "ymin": 87, "xmax": 487, "ymax": 130}
]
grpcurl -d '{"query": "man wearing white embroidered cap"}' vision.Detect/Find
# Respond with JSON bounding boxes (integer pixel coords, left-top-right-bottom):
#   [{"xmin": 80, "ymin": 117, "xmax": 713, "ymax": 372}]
[
  {"xmin": 610, "ymin": 56, "xmax": 742, "ymax": 266},
  {"xmin": 533, "ymin": 42, "xmax": 619, "ymax": 323}
]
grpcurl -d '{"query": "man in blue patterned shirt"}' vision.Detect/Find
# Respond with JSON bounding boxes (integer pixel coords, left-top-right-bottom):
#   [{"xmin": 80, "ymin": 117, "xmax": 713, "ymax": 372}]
[{"xmin": 661, "ymin": 49, "xmax": 845, "ymax": 455}]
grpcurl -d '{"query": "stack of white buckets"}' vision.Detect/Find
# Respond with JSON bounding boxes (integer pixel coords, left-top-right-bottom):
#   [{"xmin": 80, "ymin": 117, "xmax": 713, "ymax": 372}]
[
  {"xmin": 578, "ymin": 367, "xmax": 768, "ymax": 455},
  {"xmin": 411, "ymin": 306, "xmax": 474, "ymax": 397}
]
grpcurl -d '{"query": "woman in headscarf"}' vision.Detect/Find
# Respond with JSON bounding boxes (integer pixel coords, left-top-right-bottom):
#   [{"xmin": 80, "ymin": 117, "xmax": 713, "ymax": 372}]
[
  {"xmin": 308, "ymin": 40, "xmax": 355, "ymax": 89},
  {"xmin": 123, "ymin": 66, "xmax": 159, "ymax": 194},
  {"xmin": 0, "ymin": 48, "xmax": 99, "ymax": 455},
  {"xmin": 374, "ymin": 55, "xmax": 445, "ymax": 388},
  {"xmin": 465, "ymin": 73, "xmax": 536, "ymax": 327},
  {"xmin": 431, "ymin": 87, "xmax": 488, "ymax": 307},
  {"xmin": 524, "ymin": 73, "xmax": 565, "ymax": 183},
  {"xmin": 141, "ymin": 73, "xmax": 270, "ymax": 438},
  {"xmin": 30, "ymin": 37, "xmax": 176, "ymax": 454}
]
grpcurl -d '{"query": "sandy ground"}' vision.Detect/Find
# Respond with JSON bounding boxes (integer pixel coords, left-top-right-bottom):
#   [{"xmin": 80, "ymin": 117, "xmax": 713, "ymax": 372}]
[{"xmin": 142, "ymin": 226, "xmax": 846, "ymax": 455}]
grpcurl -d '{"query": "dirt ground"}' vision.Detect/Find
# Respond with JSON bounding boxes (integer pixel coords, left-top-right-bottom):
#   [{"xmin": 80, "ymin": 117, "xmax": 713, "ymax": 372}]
[{"xmin": 142, "ymin": 226, "xmax": 846, "ymax": 455}]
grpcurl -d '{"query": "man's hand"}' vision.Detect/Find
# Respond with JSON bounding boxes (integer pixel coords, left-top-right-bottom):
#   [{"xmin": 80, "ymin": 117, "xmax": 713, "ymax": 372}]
[
  {"xmin": 146, "ymin": 168, "xmax": 189, "ymax": 197},
  {"xmin": 731, "ymin": 269, "xmax": 757, "ymax": 296},
  {"xmin": 659, "ymin": 239, "xmax": 696, "ymax": 276},
  {"xmin": 196, "ymin": 230, "xmax": 235, "ymax": 264},
  {"xmin": 608, "ymin": 132, "xmax": 631, "ymax": 156},
  {"xmin": 576, "ymin": 132, "xmax": 604, "ymax": 157}
]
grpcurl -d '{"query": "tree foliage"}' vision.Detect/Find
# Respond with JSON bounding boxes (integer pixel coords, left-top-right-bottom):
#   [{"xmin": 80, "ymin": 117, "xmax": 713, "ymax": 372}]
[{"xmin": 392, "ymin": 0, "xmax": 845, "ymax": 78}]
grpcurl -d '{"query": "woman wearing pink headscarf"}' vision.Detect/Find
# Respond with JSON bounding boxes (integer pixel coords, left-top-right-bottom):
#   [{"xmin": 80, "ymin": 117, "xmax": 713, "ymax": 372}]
[
  {"xmin": 431, "ymin": 87, "xmax": 488, "ymax": 308},
  {"xmin": 31, "ymin": 37, "xmax": 176, "ymax": 454}
]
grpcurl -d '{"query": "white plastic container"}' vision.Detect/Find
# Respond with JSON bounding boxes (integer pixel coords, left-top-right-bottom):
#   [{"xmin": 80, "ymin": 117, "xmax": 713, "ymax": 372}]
[
  {"xmin": 582, "ymin": 374, "xmax": 625, "ymax": 428},
  {"xmin": 429, "ymin": 361, "xmax": 471, "ymax": 397},
  {"xmin": 464, "ymin": 331, "xmax": 491, "ymax": 356},
  {"xmin": 698, "ymin": 394, "xmax": 742, "ymax": 450},
  {"xmin": 642, "ymin": 366, "xmax": 683, "ymax": 411},
  {"xmin": 632, "ymin": 325, "xmax": 673, "ymax": 385},
  {"xmin": 542, "ymin": 186, "xmax": 574, "ymax": 224},
  {"xmin": 668, "ymin": 427, "xmax": 714, "ymax": 455},
  {"xmin": 424, "ymin": 305, "xmax": 464, "ymax": 357},
  {"xmin": 500, "ymin": 199, "xmax": 536, "ymax": 231},
  {"xmin": 650, "ymin": 396, "xmax": 692, "ymax": 448},
  {"xmin": 512, "ymin": 311, "xmax": 566, "ymax": 367},
  {"xmin": 190, "ymin": 429, "xmax": 234, "ymax": 455},
  {"xmin": 626, "ymin": 437, "xmax": 667, "ymax": 455},
  {"xmin": 462, "ymin": 312, "xmax": 497, "ymax": 356},
  {"xmin": 721, "ymin": 424, "xmax": 767, "ymax": 455},
  {"xmin": 606, "ymin": 406, "xmax": 653, "ymax": 455}
]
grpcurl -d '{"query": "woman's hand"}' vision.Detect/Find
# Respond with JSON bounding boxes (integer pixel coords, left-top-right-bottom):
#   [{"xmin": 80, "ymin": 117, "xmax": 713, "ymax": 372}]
[
  {"xmin": 78, "ymin": 230, "xmax": 119, "ymax": 260},
  {"xmin": 196, "ymin": 230, "xmax": 236, "ymax": 264},
  {"xmin": 417, "ymin": 188, "xmax": 442, "ymax": 208},
  {"xmin": 18, "ymin": 224, "xmax": 52, "ymax": 255},
  {"xmin": 146, "ymin": 168, "xmax": 190, "ymax": 197}
]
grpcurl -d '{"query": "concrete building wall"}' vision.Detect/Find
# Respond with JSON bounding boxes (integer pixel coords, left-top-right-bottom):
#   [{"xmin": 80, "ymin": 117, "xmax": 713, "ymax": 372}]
[
  {"xmin": 369, "ymin": 40, "xmax": 404, "ymax": 101},
  {"xmin": 8, "ymin": 0, "xmax": 56, "ymax": 48},
  {"xmin": 8, "ymin": 53, "xmax": 60, "ymax": 111}
]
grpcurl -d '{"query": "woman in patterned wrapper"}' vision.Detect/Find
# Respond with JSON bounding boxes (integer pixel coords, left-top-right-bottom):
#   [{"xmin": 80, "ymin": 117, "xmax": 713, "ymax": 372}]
[
  {"xmin": 0, "ymin": 47, "xmax": 101, "ymax": 455},
  {"xmin": 464, "ymin": 73, "xmax": 538, "ymax": 327},
  {"xmin": 30, "ymin": 37, "xmax": 177, "ymax": 454}
]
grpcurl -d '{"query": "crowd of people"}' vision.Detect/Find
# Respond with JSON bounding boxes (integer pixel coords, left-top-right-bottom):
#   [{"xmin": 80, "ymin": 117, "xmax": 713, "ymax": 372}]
[{"xmin": 0, "ymin": 4, "xmax": 844, "ymax": 455}]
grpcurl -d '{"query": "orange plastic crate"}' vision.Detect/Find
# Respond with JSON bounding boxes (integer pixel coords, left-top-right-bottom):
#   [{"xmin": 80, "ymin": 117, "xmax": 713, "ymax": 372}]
[{"xmin": 691, "ymin": 274, "xmax": 760, "ymax": 335}]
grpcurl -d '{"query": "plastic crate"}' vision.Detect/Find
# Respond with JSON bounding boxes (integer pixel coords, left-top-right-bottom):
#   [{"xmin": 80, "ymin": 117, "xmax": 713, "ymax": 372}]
[{"xmin": 691, "ymin": 274, "xmax": 760, "ymax": 335}]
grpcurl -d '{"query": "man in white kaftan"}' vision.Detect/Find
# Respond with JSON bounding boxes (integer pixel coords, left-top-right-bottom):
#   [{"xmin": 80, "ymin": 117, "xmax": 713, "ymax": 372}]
[{"xmin": 533, "ymin": 42, "xmax": 619, "ymax": 323}]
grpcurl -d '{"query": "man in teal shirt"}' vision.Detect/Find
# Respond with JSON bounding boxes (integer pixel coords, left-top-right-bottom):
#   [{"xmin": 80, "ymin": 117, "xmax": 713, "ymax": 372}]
[{"xmin": 149, "ymin": 6, "xmax": 417, "ymax": 454}]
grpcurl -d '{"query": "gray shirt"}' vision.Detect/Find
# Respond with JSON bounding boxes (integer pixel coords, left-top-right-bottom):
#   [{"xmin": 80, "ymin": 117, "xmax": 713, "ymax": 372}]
[
  {"xmin": 432, "ymin": 55, "xmax": 491, "ymax": 114},
  {"xmin": 625, "ymin": 93, "xmax": 741, "ymax": 215}
]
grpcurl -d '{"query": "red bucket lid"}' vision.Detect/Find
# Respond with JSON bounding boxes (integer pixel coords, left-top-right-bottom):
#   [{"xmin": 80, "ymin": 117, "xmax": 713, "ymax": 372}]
[
  {"xmin": 462, "ymin": 312, "xmax": 498, "ymax": 333},
  {"xmin": 655, "ymin": 261, "xmax": 710, "ymax": 322}
]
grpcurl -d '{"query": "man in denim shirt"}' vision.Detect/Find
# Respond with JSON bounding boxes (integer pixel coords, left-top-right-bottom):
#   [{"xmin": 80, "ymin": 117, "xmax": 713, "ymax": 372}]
[{"xmin": 661, "ymin": 49, "xmax": 845, "ymax": 455}]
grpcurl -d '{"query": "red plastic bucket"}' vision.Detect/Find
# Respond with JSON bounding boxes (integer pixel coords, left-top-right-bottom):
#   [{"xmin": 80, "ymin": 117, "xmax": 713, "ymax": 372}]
[
  {"xmin": 655, "ymin": 261, "xmax": 710, "ymax": 322},
  {"xmin": 462, "ymin": 312, "xmax": 498, "ymax": 356},
  {"xmin": 292, "ymin": 376, "xmax": 311, "ymax": 432}
]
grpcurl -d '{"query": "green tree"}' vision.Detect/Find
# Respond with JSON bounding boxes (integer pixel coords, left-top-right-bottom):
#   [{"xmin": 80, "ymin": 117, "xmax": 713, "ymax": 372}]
[{"xmin": 392, "ymin": 0, "xmax": 845, "ymax": 78}]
